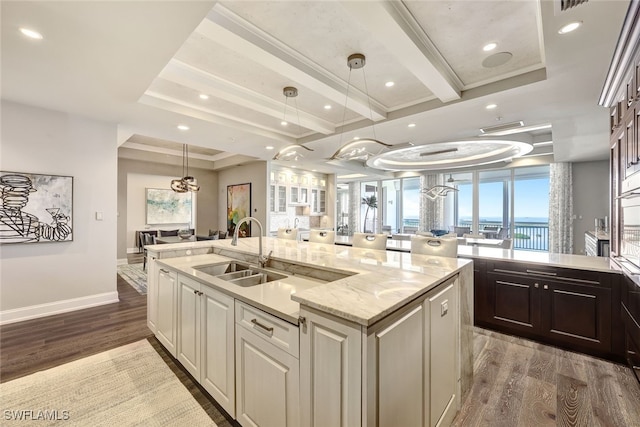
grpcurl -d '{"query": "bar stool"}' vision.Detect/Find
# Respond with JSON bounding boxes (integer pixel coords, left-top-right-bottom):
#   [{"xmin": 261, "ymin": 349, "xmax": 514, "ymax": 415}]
[
  {"xmin": 277, "ymin": 228, "xmax": 298, "ymax": 240},
  {"xmin": 309, "ymin": 229, "xmax": 335, "ymax": 244},
  {"xmin": 352, "ymin": 232, "xmax": 387, "ymax": 251},
  {"xmin": 410, "ymin": 235, "xmax": 458, "ymax": 258}
]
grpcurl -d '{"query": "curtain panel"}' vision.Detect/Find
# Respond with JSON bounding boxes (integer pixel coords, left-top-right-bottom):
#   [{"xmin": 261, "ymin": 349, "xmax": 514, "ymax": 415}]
[{"xmin": 549, "ymin": 162, "xmax": 573, "ymax": 254}]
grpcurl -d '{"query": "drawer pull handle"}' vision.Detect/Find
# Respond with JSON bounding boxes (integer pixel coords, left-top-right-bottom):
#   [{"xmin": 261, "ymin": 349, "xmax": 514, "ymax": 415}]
[
  {"xmin": 543, "ymin": 284, "xmax": 549, "ymax": 290},
  {"xmin": 160, "ymin": 268, "xmax": 169, "ymax": 273},
  {"xmin": 251, "ymin": 318, "xmax": 274, "ymax": 334},
  {"xmin": 526, "ymin": 269, "xmax": 557, "ymax": 276},
  {"xmin": 534, "ymin": 283, "xmax": 539, "ymax": 288}
]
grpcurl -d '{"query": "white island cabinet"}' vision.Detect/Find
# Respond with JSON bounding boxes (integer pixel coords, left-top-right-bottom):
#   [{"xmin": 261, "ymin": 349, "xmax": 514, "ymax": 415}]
[
  {"xmin": 300, "ymin": 276, "xmax": 460, "ymax": 427},
  {"xmin": 148, "ymin": 237, "xmax": 473, "ymax": 427},
  {"xmin": 176, "ymin": 274, "xmax": 236, "ymax": 417}
]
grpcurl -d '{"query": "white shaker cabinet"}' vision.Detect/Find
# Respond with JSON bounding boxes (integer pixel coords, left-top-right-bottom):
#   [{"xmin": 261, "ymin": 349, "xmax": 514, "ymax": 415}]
[
  {"xmin": 176, "ymin": 275, "xmax": 236, "ymax": 417},
  {"xmin": 156, "ymin": 266, "xmax": 178, "ymax": 357},
  {"xmin": 146, "ymin": 255, "xmax": 158, "ymax": 333},
  {"xmin": 300, "ymin": 276, "xmax": 460, "ymax": 427},
  {"xmin": 235, "ymin": 301, "xmax": 299, "ymax": 427},
  {"xmin": 299, "ymin": 307, "xmax": 362, "ymax": 427}
]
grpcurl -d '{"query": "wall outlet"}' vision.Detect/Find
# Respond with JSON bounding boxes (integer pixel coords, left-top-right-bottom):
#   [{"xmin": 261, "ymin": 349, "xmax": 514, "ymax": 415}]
[{"xmin": 441, "ymin": 300, "xmax": 448, "ymax": 317}]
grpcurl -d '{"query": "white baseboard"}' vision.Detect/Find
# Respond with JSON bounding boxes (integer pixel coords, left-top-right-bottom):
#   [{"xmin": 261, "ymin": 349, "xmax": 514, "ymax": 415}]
[
  {"xmin": 0, "ymin": 292, "xmax": 119, "ymax": 325},
  {"xmin": 117, "ymin": 258, "xmax": 129, "ymax": 266}
]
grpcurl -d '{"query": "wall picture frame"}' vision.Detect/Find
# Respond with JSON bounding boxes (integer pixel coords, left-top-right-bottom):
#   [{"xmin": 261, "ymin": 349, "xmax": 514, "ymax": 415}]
[
  {"xmin": 0, "ymin": 171, "xmax": 74, "ymax": 244},
  {"xmin": 145, "ymin": 188, "xmax": 192, "ymax": 225},
  {"xmin": 227, "ymin": 183, "xmax": 251, "ymax": 237}
]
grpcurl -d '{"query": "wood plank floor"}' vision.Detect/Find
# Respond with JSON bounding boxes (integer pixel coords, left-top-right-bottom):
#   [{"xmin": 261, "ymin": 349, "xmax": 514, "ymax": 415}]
[
  {"xmin": 2, "ymin": 261, "xmax": 639, "ymax": 426},
  {"xmin": 452, "ymin": 328, "xmax": 640, "ymax": 427}
]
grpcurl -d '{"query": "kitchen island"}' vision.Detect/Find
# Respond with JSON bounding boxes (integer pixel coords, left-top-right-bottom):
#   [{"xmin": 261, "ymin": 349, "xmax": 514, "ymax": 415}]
[{"xmin": 146, "ymin": 237, "xmax": 474, "ymax": 427}]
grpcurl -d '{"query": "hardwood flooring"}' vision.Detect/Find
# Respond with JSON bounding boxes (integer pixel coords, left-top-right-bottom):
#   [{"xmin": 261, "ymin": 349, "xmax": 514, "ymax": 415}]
[
  {"xmin": 2, "ymin": 263, "xmax": 639, "ymax": 426},
  {"xmin": 452, "ymin": 328, "xmax": 640, "ymax": 427}
]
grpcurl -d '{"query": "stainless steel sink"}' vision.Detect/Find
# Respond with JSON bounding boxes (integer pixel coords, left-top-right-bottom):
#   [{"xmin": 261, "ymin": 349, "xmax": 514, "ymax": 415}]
[
  {"xmin": 193, "ymin": 261, "xmax": 252, "ymax": 276},
  {"xmin": 193, "ymin": 261, "xmax": 287, "ymax": 287},
  {"xmin": 227, "ymin": 271, "xmax": 288, "ymax": 287}
]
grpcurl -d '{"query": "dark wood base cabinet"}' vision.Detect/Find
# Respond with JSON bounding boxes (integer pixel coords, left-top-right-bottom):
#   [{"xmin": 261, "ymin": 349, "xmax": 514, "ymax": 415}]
[{"xmin": 474, "ymin": 260, "xmax": 624, "ymax": 362}]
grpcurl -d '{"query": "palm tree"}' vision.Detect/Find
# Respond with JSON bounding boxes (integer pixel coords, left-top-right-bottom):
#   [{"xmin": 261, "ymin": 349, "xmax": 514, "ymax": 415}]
[{"xmin": 361, "ymin": 195, "xmax": 378, "ymax": 233}]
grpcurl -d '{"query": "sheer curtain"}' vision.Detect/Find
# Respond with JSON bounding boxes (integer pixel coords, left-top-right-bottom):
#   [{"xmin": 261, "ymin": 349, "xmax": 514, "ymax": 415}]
[
  {"xmin": 419, "ymin": 173, "xmax": 445, "ymax": 232},
  {"xmin": 549, "ymin": 162, "xmax": 573, "ymax": 253}
]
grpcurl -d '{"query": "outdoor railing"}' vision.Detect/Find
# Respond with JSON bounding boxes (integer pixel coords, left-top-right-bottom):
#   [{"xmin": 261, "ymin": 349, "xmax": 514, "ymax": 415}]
[{"xmin": 460, "ymin": 221, "xmax": 549, "ymax": 251}]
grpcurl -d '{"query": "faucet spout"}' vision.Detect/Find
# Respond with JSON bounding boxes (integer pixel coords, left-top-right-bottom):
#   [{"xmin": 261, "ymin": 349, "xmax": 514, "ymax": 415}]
[
  {"xmin": 231, "ymin": 217, "xmax": 267, "ymax": 266},
  {"xmin": 294, "ymin": 217, "xmax": 299, "ymax": 228}
]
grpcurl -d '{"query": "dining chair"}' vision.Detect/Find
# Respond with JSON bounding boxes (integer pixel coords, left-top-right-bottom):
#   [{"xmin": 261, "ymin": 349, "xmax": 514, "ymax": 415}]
[
  {"xmin": 277, "ymin": 228, "xmax": 299, "ymax": 240},
  {"xmin": 142, "ymin": 232, "xmax": 156, "ymax": 272},
  {"xmin": 416, "ymin": 231, "xmax": 434, "ymax": 237},
  {"xmin": 500, "ymin": 239, "xmax": 513, "ymax": 249},
  {"xmin": 309, "ymin": 229, "xmax": 335, "ymax": 244},
  {"xmin": 352, "ymin": 232, "xmax": 387, "ymax": 251},
  {"xmin": 453, "ymin": 226, "xmax": 471, "ymax": 237},
  {"xmin": 410, "ymin": 235, "xmax": 458, "ymax": 258},
  {"xmin": 159, "ymin": 229, "xmax": 179, "ymax": 237},
  {"xmin": 463, "ymin": 233, "xmax": 484, "ymax": 239}
]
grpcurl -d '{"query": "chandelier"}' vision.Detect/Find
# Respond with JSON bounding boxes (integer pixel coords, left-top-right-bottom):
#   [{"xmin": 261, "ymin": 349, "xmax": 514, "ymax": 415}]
[{"xmin": 171, "ymin": 144, "xmax": 200, "ymax": 193}]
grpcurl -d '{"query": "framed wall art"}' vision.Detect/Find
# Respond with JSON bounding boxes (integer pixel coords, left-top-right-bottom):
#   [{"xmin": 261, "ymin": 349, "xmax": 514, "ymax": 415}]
[
  {"xmin": 146, "ymin": 188, "xmax": 192, "ymax": 225},
  {"xmin": 227, "ymin": 183, "xmax": 251, "ymax": 237},
  {"xmin": 0, "ymin": 171, "xmax": 73, "ymax": 244}
]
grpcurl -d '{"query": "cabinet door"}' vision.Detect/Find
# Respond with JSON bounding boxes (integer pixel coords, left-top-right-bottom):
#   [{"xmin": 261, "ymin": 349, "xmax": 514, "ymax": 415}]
[
  {"xmin": 624, "ymin": 114, "xmax": 637, "ymax": 179},
  {"xmin": 236, "ymin": 326, "xmax": 299, "ymax": 427},
  {"xmin": 200, "ymin": 286, "xmax": 235, "ymax": 418},
  {"xmin": 290, "ymin": 186, "xmax": 299, "ymax": 204},
  {"xmin": 300, "ymin": 307, "xmax": 362, "ymax": 427},
  {"xmin": 319, "ymin": 190, "xmax": 326, "ymax": 214},
  {"xmin": 177, "ymin": 276, "xmax": 201, "ymax": 379},
  {"xmin": 486, "ymin": 272, "xmax": 542, "ymax": 335},
  {"xmin": 156, "ymin": 267, "xmax": 177, "ymax": 356},
  {"xmin": 540, "ymin": 279, "xmax": 612, "ymax": 354},
  {"xmin": 311, "ymin": 189, "xmax": 319, "ymax": 214},
  {"xmin": 367, "ymin": 303, "xmax": 426, "ymax": 427},
  {"xmin": 147, "ymin": 257, "xmax": 158, "ymax": 333},
  {"xmin": 426, "ymin": 282, "xmax": 459, "ymax": 427},
  {"xmin": 300, "ymin": 187, "xmax": 308, "ymax": 205}
]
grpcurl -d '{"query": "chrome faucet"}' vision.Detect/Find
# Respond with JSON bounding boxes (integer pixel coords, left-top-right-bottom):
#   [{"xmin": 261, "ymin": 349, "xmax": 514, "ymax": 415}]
[
  {"xmin": 294, "ymin": 217, "xmax": 299, "ymax": 228},
  {"xmin": 231, "ymin": 217, "xmax": 270, "ymax": 267}
]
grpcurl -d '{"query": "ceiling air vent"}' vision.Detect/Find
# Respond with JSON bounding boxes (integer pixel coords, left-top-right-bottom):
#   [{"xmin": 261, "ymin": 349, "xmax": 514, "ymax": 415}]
[
  {"xmin": 561, "ymin": 0, "xmax": 588, "ymax": 11},
  {"xmin": 479, "ymin": 121, "xmax": 524, "ymax": 135}
]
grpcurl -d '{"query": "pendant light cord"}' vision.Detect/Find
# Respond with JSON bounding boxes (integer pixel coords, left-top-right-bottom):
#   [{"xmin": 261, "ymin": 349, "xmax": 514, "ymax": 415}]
[
  {"xmin": 339, "ymin": 66, "xmax": 354, "ymax": 148},
  {"xmin": 361, "ymin": 65, "xmax": 377, "ymax": 141}
]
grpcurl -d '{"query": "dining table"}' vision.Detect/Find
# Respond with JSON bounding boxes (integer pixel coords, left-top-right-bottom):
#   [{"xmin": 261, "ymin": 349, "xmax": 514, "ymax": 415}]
[{"xmin": 465, "ymin": 237, "xmax": 504, "ymax": 247}]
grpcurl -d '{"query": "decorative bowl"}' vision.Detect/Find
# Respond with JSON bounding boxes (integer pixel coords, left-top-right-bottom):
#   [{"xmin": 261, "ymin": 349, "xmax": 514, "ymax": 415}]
[{"xmin": 178, "ymin": 229, "xmax": 192, "ymax": 239}]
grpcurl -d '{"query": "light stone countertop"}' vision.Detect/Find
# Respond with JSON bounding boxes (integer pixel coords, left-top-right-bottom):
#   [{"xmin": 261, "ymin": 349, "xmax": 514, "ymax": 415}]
[{"xmin": 154, "ymin": 237, "xmax": 472, "ymax": 326}]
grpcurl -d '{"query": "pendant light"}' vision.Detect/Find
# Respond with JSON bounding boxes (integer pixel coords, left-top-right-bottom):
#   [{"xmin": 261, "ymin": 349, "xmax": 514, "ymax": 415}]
[
  {"xmin": 171, "ymin": 144, "xmax": 200, "ymax": 193},
  {"xmin": 330, "ymin": 53, "xmax": 391, "ymax": 161},
  {"xmin": 273, "ymin": 86, "xmax": 314, "ymax": 161}
]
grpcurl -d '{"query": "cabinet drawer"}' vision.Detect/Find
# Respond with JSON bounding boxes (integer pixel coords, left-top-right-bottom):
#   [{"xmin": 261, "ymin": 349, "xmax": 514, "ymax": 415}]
[
  {"xmin": 235, "ymin": 301, "xmax": 299, "ymax": 357},
  {"xmin": 486, "ymin": 261, "xmax": 604, "ymax": 286}
]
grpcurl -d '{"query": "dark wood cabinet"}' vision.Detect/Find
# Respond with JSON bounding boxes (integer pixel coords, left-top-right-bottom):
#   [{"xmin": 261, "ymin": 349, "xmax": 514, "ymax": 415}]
[{"xmin": 474, "ymin": 260, "xmax": 623, "ymax": 361}]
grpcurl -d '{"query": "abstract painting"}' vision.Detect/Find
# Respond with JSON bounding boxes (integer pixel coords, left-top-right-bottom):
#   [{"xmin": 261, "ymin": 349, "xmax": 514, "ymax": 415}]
[
  {"xmin": 146, "ymin": 188, "xmax": 192, "ymax": 225},
  {"xmin": 0, "ymin": 171, "xmax": 73, "ymax": 244},
  {"xmin": 227, "ymin": 183, "xmax": 251, "ymax": 237}
]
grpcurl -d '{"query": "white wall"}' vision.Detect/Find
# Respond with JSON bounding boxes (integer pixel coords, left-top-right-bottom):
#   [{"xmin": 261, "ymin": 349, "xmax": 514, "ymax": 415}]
[
  {"xmin": 572, "ymin": 160, "xmax": 609, "ymax": 255},
  {"xmin": 218, "ymin": 162, "xmax": 268, "ymax": 236},
  {"xmin": 0, "ymin": 101, "xmax": 118, "ymax": 323}
]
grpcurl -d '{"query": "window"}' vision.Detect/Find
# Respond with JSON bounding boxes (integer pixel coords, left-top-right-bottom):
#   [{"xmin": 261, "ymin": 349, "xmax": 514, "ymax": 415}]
[
  {"xmin": 361, "ymin": 181, "xmax": 378, "ymax": 233},
  {"xmin": 381, "ymin": 179, "xmax": 401, "ymax": 234},
  {"xmin": 402, "ymin": 177, "xmax": 420, "ymax": 233},
  {"xmin": 514, "ymin": 165, "xmax": 550, "ymax": 251},
  {"xmin": 478, "ymin": 169, "xmax": 511, "ymax": 237}
]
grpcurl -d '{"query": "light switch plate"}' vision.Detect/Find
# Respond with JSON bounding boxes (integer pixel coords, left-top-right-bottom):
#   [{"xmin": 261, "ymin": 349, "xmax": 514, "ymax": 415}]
[
  {"xmin": 95, "ymin": 212, "xmax": 103, "ymax": 221},
  {"xmin": 441, "ymin": 300, "xmax": 448, "ymax": 316}
]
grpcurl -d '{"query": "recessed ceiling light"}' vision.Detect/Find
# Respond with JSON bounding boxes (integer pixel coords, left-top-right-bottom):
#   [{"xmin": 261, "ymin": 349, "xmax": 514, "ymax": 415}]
[
  {"xmin": 266, "ymin": 146, "xmax": 274, "ymax": 150},
  {"xmin": 312, "ymin": 169, "xmax": 317, "ymax": 172},
  {"xmin": 485, "ymin": 103, "xmax": 498, "ymax": 110},
  {"xmin": 177, "ymin": 125, "xmax": 190, "ymax": 131},
  {"xmin": 281, "ymin": 121, "xmax": 288, "ymax": 126},
  {"xmin": 324, "ymin": 104, "xmax": 332, "ymax": 110},
  {"xmin": 353, "ymin": 136, "xmax": 360, "ymax": 140},
  {"xmin": 558, "ymin": 21, "xmax": 582, "ymax": 34},
  {"xmin": 385, "ymin": 81, "xmax": 395, "ymax": 87},
  {"xmin": 199, "ymin": 94, "xmax": 209, "ymax": 100},
  {"xmin": 292, "ymin": 166, "xmax": 297, "ymax": 169},
  {"xmin": 19, "ymin": 28, "xmax": 43, "ymax": 40},
  {"xmin": 483, "ymin": 43, "xmax": 497, "ymax": 52},
  {"xmin": 408, "ymin": 123, "xmax": 416, "ymax": 128}
]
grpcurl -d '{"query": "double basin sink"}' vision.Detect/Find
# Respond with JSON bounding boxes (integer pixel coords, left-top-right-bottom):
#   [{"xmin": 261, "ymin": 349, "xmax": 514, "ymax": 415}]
[{"xmin": 193, "ymin": 261, "xmax": 288, "ymax": 287}]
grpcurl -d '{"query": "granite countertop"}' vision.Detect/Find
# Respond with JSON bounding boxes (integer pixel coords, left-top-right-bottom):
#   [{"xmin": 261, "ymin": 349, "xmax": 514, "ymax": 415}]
[{"xmin": 156, "ymin": 237, "xmax": 471, "ymax": 326}]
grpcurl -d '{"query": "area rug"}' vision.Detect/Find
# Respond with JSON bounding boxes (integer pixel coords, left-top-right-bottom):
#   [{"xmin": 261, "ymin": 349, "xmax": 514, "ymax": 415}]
[
  {"xmin": 117, "ymin": 263, "xmax": 147, "ymax": 294},
  {"xmin": 0, "ymin": 340, "xmax": 216, "ymax": 426}
]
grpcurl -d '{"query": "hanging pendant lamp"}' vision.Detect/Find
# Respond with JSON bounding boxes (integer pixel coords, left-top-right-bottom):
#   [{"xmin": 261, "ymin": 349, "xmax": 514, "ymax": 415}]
[
  {"xmin": 273, "ymin": 86, "xmax": 314, "ymax": 161},
  {"xmin": 171, "ymin": 144, "xmax": 200, "ymax": 193},
  {"xmin": 330, "ymin": 53, "xmax": 391, "ymax": 161}
]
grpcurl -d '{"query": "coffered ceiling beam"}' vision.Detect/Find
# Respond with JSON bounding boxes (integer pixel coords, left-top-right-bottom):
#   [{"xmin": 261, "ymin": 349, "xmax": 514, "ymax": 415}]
[
  {"xmin": 198, "ymin": 4, "xmax": 387, "ymax": 121},
  {"xmin": 139, "ymin": 91, "xmax": 296, "ymax": 144},
  {"xmin": 160, "ymin": 59, "xmax": 335, "ymax": 135},
  {"xmin": 340, "ymin": 1, "xmax": 462, "ymax": 103}
]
